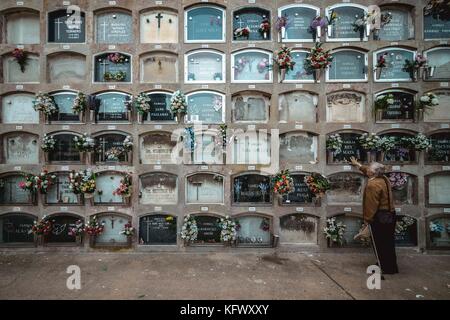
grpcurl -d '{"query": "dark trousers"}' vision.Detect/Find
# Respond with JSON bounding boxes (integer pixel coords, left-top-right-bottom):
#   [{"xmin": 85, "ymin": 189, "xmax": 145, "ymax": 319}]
[{"xmin": 370, "ymin": 210, "xmax": 399, "ymax": 274}]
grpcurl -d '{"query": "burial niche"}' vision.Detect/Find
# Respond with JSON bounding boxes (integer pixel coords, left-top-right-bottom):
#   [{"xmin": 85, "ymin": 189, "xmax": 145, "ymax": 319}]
[
  {"xmin": 95, "ymin": 214, "xmax": 129, "ymax": 245},
  {"xmin": 284, "ymin": 50, "xmax": 314, "ymax": 82},
  {"xmin": 280, "ymin": 132, "xmax": 318, "ymax": 164},
  {"xmin": 233, "ymin": 174, "xmax": 271, "ymax": 205},
  {"xmin": 48, "ymin": 9, "xmax": 85, "ymax": 43},
  {"xmin": 378, "ymin": 7, "xmax": 414, "ymax": 41},
  {"xmin": 233, "ymin": 7, "xmax": 271, "ymax": 41},
  {"xmin": 281, "ymin": 173, "xmax": 315, "ymax": 205},
  {"xmin": 185, "ymin": 91, "xmax": 224, "ymax": 124},
  {"xmin": 186, "ymin": 173, "xmax": 224, "ymax": 204},
  {"xmin": 185, "ymin": 5, "xmax": 225, "ymax": 42},
  {"xmin": 278, "ymin": 4, "xmax": 320, "ymax": 42},
  {"xmin": 424, "ymin": 4, "xmax": 450, "ymax": 40},
  {"xmin": 379, "ymin": 132, "xmax": 416, "ymax": 163},
  {"xmin": 425, "ymin": 47, "xmax": 450, "ymax": 80},
  {"xmin": 429, "ymin": 217, "xmax": 450, "ymax": 248},
  {"xmin": 141, "ymin": 52, "xmax": 178, "ymax": 83},
  {"xmin": 48, "ymin": 133, "xmax": 80, "ymax": 163},
  {"xmin": 427, "ymin": 173, "xmax": 450, "ymax": 206},
  {"xmin": 326, "ymin": 4, "xmax": 367, "ymax": 41},
  {"xmin": 45, "ymin": 172, "xmax": 80, "ymax": 205},
  {"xmin": 140, "ymin": 10, "xmax": 178, "ymax": 44},
  {"xmin": 93, "ymin": 92, "xmax": 131, "ymax": 122},
  {"xmin": 191, "ymin": 131, "xmax": 222, "ymax": 164},
  {"xmin": 374, "ymin": 48, "xmax": 415, "ymax": 81},
  {"xmin": 139, "ymin": 214, "xmax": 177, "ymax": 245},
  {"xmin": 3, "ymin": 53, "xmax": 40, "ymax": 83},
  {"xmin": 327, "ymin": 131, "xmax": 367, "ymax": 164},
  {"xmin": 279, "ymin": 91, "xmax": 318, "ymax": 123},
  {"xmin": 236, "ymin": 215, "xmax": 271, "ymax": 246},
  {"xmin": 386, "ymin": 172, "xmax": 416, "ymax": 205},
  {"xmin": 334, "ymin": 214, "xmax": 366, "ymax": 247},
  {"xmin": 94, "ymin": 52, "xmax": 131, "ymax": 83},
  {"xmin": 94, "ymin": 172, "xmax": 127, "ymax": 205},
  {"xmin": 232, "ymin": 92, "xmax": 269, "ymax": 122},
  {"xmin": 185, "ymin": 50, "xmax": 225, "ymax": 83},
  {"xmin": 140, "ymin": 132, "xmax": 176, "ymax": 164},
  {"xmin": 279, "ymin": 214, "xmax": 318, "ymax": 244},
  {"xmin": 231, "ymin": 131, "xmax": 271, "ymax": 165},
  {"xmin": 46, "ymin": 215, "xmax": 81, "ymax": 243},
  {"xmin": 3, "ymin": 132, "xmax": 38, "ymax": 164},
  {"xmin": 49, "ymin": 91, "xmax": 80, "ymax": 122},
  {"xmin": 96, "ymin": 10, "xmax": 132, "ymax": 43},
  {"xmin": 140, "ymin": 173, "xmax": 177, "ymax": 205},
  {"xmin": 6, "ymin": 10, "xmax": 40, "ymax": 44},
  {"xmin": 375, "ymin": 90, "xmax": 415, "ymax": 122},
  {"xmin": 424, "ymin": 91, "xmax": 450, "ymax": 122},
  {"xmin": 142, "ymin": 92, "xmax": 174, "ymax": 122},
  {"xmin": 326, "ymin": 172, "xmax": 364, "ymax": 204},
  {"xmin": 94, "ymin": 133, "xmax": 130, "ymax": 164},
  {"xmin": 427, "ymin": 131, "xmax": 450, "ymax": 163},
  {"xmin": 0, "ymin": 174, "xmax": 33, "ymax": 205},
  {"xmin": 326, "ymin": 91, "xmax": 365, "ymax": 123},
  {"xmin": 232, "ymin": 50, "xmax": 272, "ymax": 82},
  {"xmin": 394, "ymin": 215, "xmax": 417, "ymax": 247},
  {"xmin": 0, "ymin": 213, "xmax": 35, "ymax": 244},
  {"xmin": 194, "ymin": 215, "xmax": 221, "ymax": 244},
  {"xmin": 47, "ymin": 52, "xmax": 86, "ymax": 83},
  {"xmin": 327, "ymin": 50, "xmax": 367, "ymax": 82},
  {"xmin": 1, "ymin": 93, "xmax": 39, "ymax": 124}
]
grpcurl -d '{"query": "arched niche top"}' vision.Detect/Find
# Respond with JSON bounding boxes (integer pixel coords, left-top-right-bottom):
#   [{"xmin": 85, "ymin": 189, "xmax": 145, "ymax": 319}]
[
  {"xmin": 326, "ymin": 129, "xmax": 368, "ymax": 136},
  {"xmin": 376, "ymin": 128, "xmax": 418, "ymax": 136},
  {"xmin": 91, "ymin": 130, "xmax": 130, "ymax": 138},
  {"xmin": 47, "ymin": 130, "xmax": 82, "ymax": 137},
  {"xmin": 93, "ymin": 211, "xmax": 132, "ymax": 219},
  {"xmin": 184, "ymin": 5, "xmax": 226, "ymax": 43},
  {"xmin": 374, "ymin": 88, "xmax": 417, "ymax": 96},
  {"xmin": 423, "ymin": 3, "xmax": 450, "ymax": 40},
  {"xmin": 5, "ymin": 9, "xmax": 40, "ymax": 44},
  {"xmin": 45, "ymin": 211, "xmax": 84, "ymax": 219},
  {"xmin": 93, "ymin": 90, "xmax": 132, "ymax": 98}
]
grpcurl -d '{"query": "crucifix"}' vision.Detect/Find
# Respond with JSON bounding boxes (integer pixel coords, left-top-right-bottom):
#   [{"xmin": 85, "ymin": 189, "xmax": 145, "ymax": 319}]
[
  {"xmin": 155, "ymin": 13, "xmax": 164, "ymax": 29},
  {"xmin": 191, "ymin": 181, "xmax": 203, "ymax": 201},
  {"xmin": 100, "ymin": 20, "xmax": 109, "ymax": 41},
  {"xmin": 110, "ymin": 216, "xmax": 115, "ymax": 229},
  {"xmin": 54, "ymin": 17, "xmax": 64, "ymax": 40},
  {"xmin": 99, "ymin": 59, "xmax": 109, "ymax": 81},
  {"xmin": 99, "ymin": 138, "xmax": 108, "ymax": 162}
]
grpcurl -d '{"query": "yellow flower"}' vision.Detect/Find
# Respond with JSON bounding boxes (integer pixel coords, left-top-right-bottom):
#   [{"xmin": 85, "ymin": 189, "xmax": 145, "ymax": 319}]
[{"xmin": 166, "ymin": 216, "xmax": 174, "ymax": 222}]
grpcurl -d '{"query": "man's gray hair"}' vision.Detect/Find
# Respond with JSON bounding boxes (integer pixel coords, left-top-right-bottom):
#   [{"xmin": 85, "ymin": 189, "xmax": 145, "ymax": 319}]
[{"xmin": 369, "ymin": 162, "xmax": 386, "ymax": 177}]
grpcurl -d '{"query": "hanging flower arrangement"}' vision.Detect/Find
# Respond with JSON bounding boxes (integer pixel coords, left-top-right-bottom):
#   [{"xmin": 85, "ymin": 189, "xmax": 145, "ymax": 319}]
[
  {"xmin": 304, "ymin": 173, "xmax": 330, "ymax": 196},
  {"xmin": 170, "ymin": 90, "xmax": 187, "ymax": 115},
  {"xmin": 417, "ymin": 92, "xmax": 439, "ymax": 111},
  {"xmin": 32, "ymin": 170, "xmax": 56, "ymax": 194},
  {"xmin": 132, "ymin": 93, "xmax": 152, "ymax": 115},
  {"xmin": 33, "ymin": 92, "xmax": 58, "ymax": 115},
  {"xmin": 352, "ymin": 14, "xmax": 367, "ymax": 38},
  {"xmin": 326, "ymin": 133, "xmax": 343, "ymax": 153},
  {"xmin": 275, "ymin": 47, "xmax": 296, "ymax": 71},
  {"xmin": 12, "ymin": 48, "xmax": 28, "ymax": 72},
  {"xmin": 68, "ymin": 220, "xmax": 85, "ymax": 237},
  {"xmin": 308, "ymin": 16, "xmax": 327, "ymax": 41},
  {"xmin": 275, "ymin": 16, "xmax": 289, "ymax": 31},
  {"xmin": 18, "ymin": 174, "xmax": 35, "ymax": 193},
  {"xmin": 374, "ymin": 93, "xmax": 395, "ymax": 113},
  {"xmin": 388, "ymin": 172, "xmax": 409, "ymax": 190},
  {"xmin": 260, "ymin": 218, "xmax": 270, "ymax": 232},
  {"xmin": 257, "ymin": 58, "xmax": 270, "ymax": 74},
  {"xmin": 375, "ymin": 52, "xmax": 389, "ymax": 69},
  {"xmin": 72, "ymin": 92, "xmax": 87, "ymax": 114},
  {"xmin": 113, "ymin": 174, "xmax": 132, "ymax": 197},
  {"xmin": 120, "ymin": 222, "xmax": 135, "ymax": 236},
  {"xmin": 28, "ymin": 216, "xmax": 52, "ymax": 236},
  {"xmin": 107, "ymin": 52, "xmax": 127, "ymax": 64},
  {"xmin": 234, "ymin": 27, "xmax": 250, "ymax": 39},
  {"xmin": 69, "ymin": 169, "xmax": 96, "ymax": 195},
  {"xmin": 327, "ymin": 10, "xmax": 338, "ymax": 26},
  {"xmin": 323, "ymin": 217, "xmax": 346, "ymax": 245},
  {"xmin": 84, "ymin": 215, "xmax": 105, "ymax": 236},
  {"xmin": 122, "ymin": 135, "xmax": 133, "ymax": 152},
  {"xmin": 259, "ymin": 19, "xmax": 271, "ymax": 38},
  {"xmin": 272, "ymin": 169, "xmax": 294, "ymax": 196},
  {"xmin": 304, "ymin": 42, "xmax": 333, "ymax": 72},
  {"xmin": 73, "ymin": 133, "xmax": 95, "ymax": 152},
  {"xmin": 377, "ymin": 136, "xmax": 397, "ymax": 153},
  {"xmin": 380, "ymin": 12, "xmax": 393, "ymax": 27},
  {"xmin": 409, "ymin": 133, "xmax": 431, "ymax": 151},
  {"xmin": 358, "ymin": 133, "xmax": 381, "ymax": 151},
  {"xmin": 219, "ymin": 216, "xmax": 237, "ymax": 243},
  {"xmin": 104, "ymin": 70, "xmax": 126, "ymax": 81},
  {"xmin": 41, "ymin": 134, "xmax": 56, "ymax": 152},
  {"xmin": 181, "ymin": 214, "xmax": 198, "ymax": 243}
]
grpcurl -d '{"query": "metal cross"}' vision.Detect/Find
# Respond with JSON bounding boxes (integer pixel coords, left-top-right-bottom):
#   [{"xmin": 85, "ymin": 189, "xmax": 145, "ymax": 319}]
[
  {"xmin": 100, "ymin": 20, "xmax": 108, "ymax": 41},
  {"xmin": 110, "ymin": 216, "xmax": 115, "ymax": 229},
  {"xmin": 191, "ymin": 181, "xmax": 202, "ymax": 201},
  {"xmin": 155, "ymin": 13, "xmax": 164, "ymax": 29},
  {"xmin": 99, "ymin": 59, "xmax": 109, "ymax": 80},
  {"xmin": 54, "ymin": 18, "xmax": 64, "ymax": 40}
]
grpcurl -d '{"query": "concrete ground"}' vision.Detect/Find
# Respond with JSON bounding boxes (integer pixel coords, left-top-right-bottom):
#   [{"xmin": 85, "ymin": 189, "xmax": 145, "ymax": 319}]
[{"xmin": 0, "ymin": 251, "xmax": 449, "ymax": 300}]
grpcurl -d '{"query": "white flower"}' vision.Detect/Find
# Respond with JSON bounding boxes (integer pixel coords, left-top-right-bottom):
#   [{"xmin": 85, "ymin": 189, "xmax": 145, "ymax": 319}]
[{"xmin": 420, "ymin": 96, "xmax": 430, "ymax": 102}]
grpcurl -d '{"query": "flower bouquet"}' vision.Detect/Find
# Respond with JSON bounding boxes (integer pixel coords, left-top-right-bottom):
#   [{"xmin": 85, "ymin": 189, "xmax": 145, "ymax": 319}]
[
  {"xmin": 18, "ymin": 174, "xmax": 36, "ymax": 193},
  {"xmin": 395, "ymin": 216, "xmax": 415, "ymax": 235},
  {"xmin": 12, "ymin": 48, "xmax": 28, "ymax": 72},
  {"xmin": 120, "ymin": 222, "xmax": 135, "ymax": 239},
  {"xmin": 107, "ymin": 52, "xmax": 127, "ymax": 64},
  {"xmin": 304, "ymin": 173, "xmax": 330, "ymax": 197},
  {"xmin": 352, "ymin": 14, "xmax": 367, "ymax": 41},
  {"xmin": 326, "ymin": 134, "xmax": 343, "ymax": 161},
  {"xmin": 388, "ymin": 172, "xmax": 409, "ymax": 191},
  {"xmin": 122, "ymin": 135, "xmax": 133, "ymax": 153},
  {"xmin": 132, "ymin": 93, "xmax": 152, "ymax": 122},
  {"xmin": 33, "ymin": 170, "xmax": 56, "ymax": 194},
  {"xmin": 260, "ymin": 218, "xmax": 270, "ymax": 232},
  {"xmin": 259, "ymin": 19, "xmax": 271, "ymax": 39},
  {"xmin": 29, "ymin": 216, "xmax": 52, "ymax": 245},
  {"xmin": 359, "ymin": 133, "xmax": 381, "ymax": 161},
  {"xmin": 69, "ymin": 169, "xmax": 96, "ymax": 197},
  {"xmin": 73, "ymin": 133, "xmax": 95, "ymax": 152},
  {"xmin": 72, "ymin": 92, "xmax": 87, "ymax": 116},
  {"xmin": 409, "ymin": 133, "xmax": 431, "ymax": 152},
  {"xmin": 170, "ymin": 90, "xmax": 187, "ymax": 122},
  {"xmin": 104, "ymin": 71, "xmax": 126, "ymax": 81},
  {"xmin": 68, "ymin": 220, "xmax": 84, "ymax": 243},
  {"xmin": 272, "ymin": 169, "xmax": 294, "ymax": 197},
  {"xmin": 323, "ymin": 217, "xmax": 346, "ymax": 246},
  {"xmin": 375, "ymin": 52, "xmax": 388, "ymax": 79},
  {"xmin": 275, "ymin": 47, "xmax": 295, "ymax": 82},
  {"xmin": 304, "ymin": 42, "xmax": 333, "ymax": 82},
  {"xmin": 85, "ymin": 215, "xmax": 104, "ymax": 246},
  {"xmin": 33, "ymin": 92, "xmax": 58, "ymax": 116},
  {"xmin": 233, "ymin": 27, "xmax": 250, "ymax": 40},
  {"xmin": 275, "ymin": 16, "xmax": 288, "ymax": 39},
  {"xmin": 181, "ymin": 214, "xmax": 198, "ymax": 245},
  {"xmin": 417, "ymin": 92, "xmax": 439, "ymax": 113},
  {"xmin": 113, "ymin": 174, "xmax": 132, "ymax": 198},
  {"xmin": 219, "ymin": 216, "xmax": 237, "ymax": 245},
  {"xmin": 308, "ymin": 16, "xmax": 327, "ymax": 42},
  {"xmin": 374, "ymin": 93, "xmax": 394, "ymax": 118},
  {"xmin": 41, "ymin": 134, "xmax": 56, "ymax": 153}
]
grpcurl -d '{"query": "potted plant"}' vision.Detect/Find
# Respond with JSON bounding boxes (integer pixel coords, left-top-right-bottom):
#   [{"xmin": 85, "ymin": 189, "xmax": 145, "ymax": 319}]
[
  {"xmin": 409, "ymin": 133, "xmax": 431, "ymax": 160},
  {"xmin": 73, "ymin": 133, "xmax": 95, "ymax": 164},
  {"xmin": 233, "ymin": 26, "xmax": 250, "ymax": 40},
  {"xmin": 374, "ymin": 53, "xmax": 388, "ymax": 79},
  {"xmin": 180, "ymin": 214, "xmax": 198, "ymax": 246},
  {"xmin": 304, "ymin": 173, "xmax": 330, "ymax": 198},
  {"xmin": 374, "ymin": 93, "xmax": 395, "ymax": 120},
  {"xmin": 84, "ymin": 215, "xmax": 104, "ymax": 247},
  {"xmin": 33, "ymin": 92, "xmax": 58, "ymax": 124},
  {"xmin": 219, "ymin": 216, "xmax": 237, "ymax": 246},
  {"xmin": 120, "ymin": 222, "xmax": 135, "ymax": 247},
  {"xmin": 304, "ymin": 42, "xmax": 333, "ymax": 82},
  {"xmin": 170, "ymin": 90, "xmax": 187, "ymax": 123},
  {"xmin": 259, "ymin": 19, "xmax": 271, "ymax": 39},
  {"xmin": 323, "ymin": 217, "xmax": 346, "ymax": 247},
  {"xmin": 132, "ymin": 93, "xmax": 152, "ymax": 123},
  {"xmin": 41, "ymin": 134, "xmax": 56, "ymax": 162},
  {"xmin": 275, "ymin": 16, "xmax": 288, "ymax": 39},
  {"xmin": 68, "ymin": 220, "xmax": 85, "ymax": 245},
  {"xmin": 358, "ymin": 133, "xmax": 381, "ymax": 162},
  {"xmin": 416, "ymin": 92, "xmax": 439, "ymax": 120},
  {"xmin": 113, "ymin": 173, "xmax": 132, "ymax": 204},
  {"xmin": 72, "ymin": 92, "xmax": 87, "ymax": 122},
  {"xmin": 325, "ymin": 133, "xmax": 343, "ymax": 163},
  {"xmin": 272, "ymin": 169, "xmax": 294, "ymax": 201},
  {"xmin": 28, "ymin": 215, "xmax": 52, "ymax": 246},
  {"xmin": 274, "ymin": 47, "xmax": 296, "ymax": 82}
]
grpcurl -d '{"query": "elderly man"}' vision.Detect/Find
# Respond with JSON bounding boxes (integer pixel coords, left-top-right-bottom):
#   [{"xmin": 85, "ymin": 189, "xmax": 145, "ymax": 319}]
[{"xmin": 350, "ymin": 156, "xmax": 399, "ymax": 275}]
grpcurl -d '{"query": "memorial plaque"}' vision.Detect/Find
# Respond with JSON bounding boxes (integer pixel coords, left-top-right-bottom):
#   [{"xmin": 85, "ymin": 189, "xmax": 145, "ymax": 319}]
[
  {"xmin": 4, "ymin": 54, "xmax": 39, "ymax": 83},
  {"xmin": 284, "ymin": 51, "xmax": 314, "ymax": 81},
  {"xmin": 327, "ymin": 173, "xmax": 364, "ymax": 204},
  {"xmin": 46, "ymin": 215, "xmax": 79, "ymax": 243},
  {"xmin": 141, "ymin": 53, "xmax": 178, "ymax": 83},
  {"xmin": 232, "ymin": 51, "xmax": 271, "ymax": 82},
  {"xmin": 49, "ymin": 92, "xmax": 79, "ymax": 122},
  {"xmin": 4, "ymin": 133, "xmax": 39, "ymax": 164},
  {"xmin": 279, "ymin": 5, "xmax": 318, "ymax": 41},
  {"xmin": 6, "ymin": 11, "xmax": 40, "ymax": 44},
  {"xmin": 193, "ymin": 133, "xmax": 221, "ymax": 164},
  {"xmin": 0, "ymin": 214, "xmax": 34, "ymax": 243},
  {"xmin": 428, "ymin": 174, "xmax": 450, "ymax": 205},
  {"xmin": 195, "ymin": 215, "xmax": 221, "ymax": 244},
  {"xmin": 233, "ymin": 8, "xmax": 270, "ymax": 41},
  {"xmin": 140, "ymin": 133, "xmax": 176, "ymax": 164},
  {"xmin": 379, "ymin": 8, "xmax": 412, "ymax": 41},
  {"xmin": 330, "ymin": 132, "xmax": 366, "ymax": 163},
  {"xmin": 48, "ymin": 9, "xmax": 85, "ymax": 43},
  {"xmin": 0, "ymin": 175, "xmax": 30, "ymax": 204},
  {"xmin": 429, "ymin": 218, "xmax": 450, "ymax": 248},
  {"xmin": 280, "ymin": 214, "xmax": 317, "ymax": 244},
  {"xmin": 94, "ymin": 53, "xmax": 131, "ymax": 83},
  {"xmin": 279, "ymin": 92, "xmax": 317, "ymax": 123},
  {"xmin": 140, "ymin": 10, "xmax": 178, "ymax": 43},
  {"xmin": 96, "ymin": 11, "xmax": 132, "ymax": 43},
  {"xmin": 326, "ymin": 92, "xmax": 364, "ymax": 123},
  {"xmin": 94, "ymin": 92, "xmax": 130, "ymax": 121},
  {"xmin": 236, "ymin": 216, "xmax": 271, "ymax": 245},
  {"xmin": 186, "ymin": 6, "xmax": 224, "ymax": 42},
  {"xmin": 46, "ymin": 174, "xmax": 79, "ymax": 204},
  {"xmin": 1, "ymin": 93, "xmax": 38, "ymax": 124},
  {"xmin": 140, "ymin": 173, "xmax": 177, "ymax": 205},
  {"xmin": 424, "ymin": 91, "xmax": 450, "ymax": 122},
  {"xmin": 187, "ymin": 174, "xmax": 223, "ymax": 204},
  {"xmin": 375, "ymin": 49, "xmax": 414, "ymax": 81},
  {"xmin": 186, "ymin": 51, "xmax": 224, "ymax": 82},
  {"xmin": 48, "ymin": 53, "xmax": 86, "ymax": 83},
  {"xmin": 233, "ymin": 174, "xmax": 271, "ymax": 204},
  {"xmin": 186, "ymin": 92, "xmax": 224, "ymax": 123},
  {"xmin": 232, "ymin": 94, "xmax": 268, "ymax": 122},
  {"xmin": 328, "ymin": 6, "xmax": 366, "ymax": 40},
  {"xmin": 94, "ymin": 173, "xmax": 124, "ymax": 204},
  {"xmin": 335, "ymin": 215, "xmax": 365, "ymax": 246},
  {"xmin": 139, "ymin": 93, "xmax": 174, "ymax": 122},
  {"xmin": 428, "ymin": 132, "xmax": 450, "ymax": 162},
  {"xmin": 378, "ymin": 91, "xmax": 414, "ymax": 121},
  {"xmin": 328, "ymin": 50, "xmax": 366, "ymax": 81},
  {"xmin": 49, "ymin": 134, "xmax": 80, "ymax": 162},
  {"xmin": 282, "ymin": 174, "xmax": 314, "ymax": 204},
  {"xmin": 387, "ymin": 172, "xmax": 415, "ymax": 205},
  {"xmin": 95, "ymin": 134, "xmax": 128, "ymax": 163},
  {"xmin": 380, "ymin": 133, "xmax": 415, "ymax": 162},
  {"xmin": 394, "ymin": 215, "xmax": 417, "ymax": 246},
  {"xmin": 232, "ymin": 132, "xmax": 271, "ymax": 164},
  {"xmin": 424, "ymin": 10, "xmax": 450, "ymax": 40},
  {"xmin": 426, "ymin": 48, "xmax": 450, "ymax": 80},
  {"xmin": 139, "ymin": 215, "xmax": 177, "ymax": 244},
  {"xmin": 96, "ymin": 215, "xmax": 128, "ymax": 244},
  {"xmin": 280, "ymin": 132, "xmax": 318, "ymax": 163}
]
